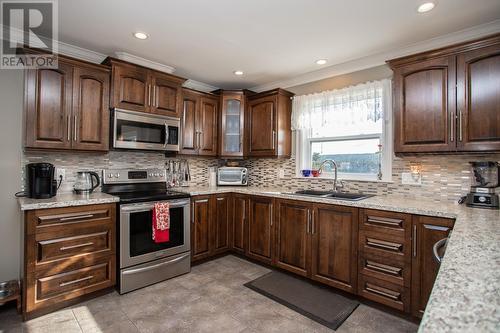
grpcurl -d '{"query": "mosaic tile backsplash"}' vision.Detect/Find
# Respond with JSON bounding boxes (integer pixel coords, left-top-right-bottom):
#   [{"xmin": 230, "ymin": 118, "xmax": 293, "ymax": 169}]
[{"xmin": 22, "ymin": 151, "xmax": 500, "ymax": 203}]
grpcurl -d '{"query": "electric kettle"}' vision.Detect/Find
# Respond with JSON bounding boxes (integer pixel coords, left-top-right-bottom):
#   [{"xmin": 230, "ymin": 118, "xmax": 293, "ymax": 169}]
[{"xmin": 74, "ymin": 171, "xmax": 100, "ymax": 194}]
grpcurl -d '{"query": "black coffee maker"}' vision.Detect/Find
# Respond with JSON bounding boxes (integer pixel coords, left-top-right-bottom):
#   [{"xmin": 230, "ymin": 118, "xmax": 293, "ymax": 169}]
[{"xmin": 26, "ymin": 163, "xmax": 57, "ymax": 199}]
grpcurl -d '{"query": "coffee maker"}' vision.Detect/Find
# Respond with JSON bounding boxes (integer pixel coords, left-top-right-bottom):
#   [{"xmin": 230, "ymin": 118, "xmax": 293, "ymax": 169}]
[
  {"xmin": 464, "ymin": 161, "xmax": 499, "ymax": 209},
  {"xmin": 26, "ymin": 163, "xmax": 57, "ymax": 199}
]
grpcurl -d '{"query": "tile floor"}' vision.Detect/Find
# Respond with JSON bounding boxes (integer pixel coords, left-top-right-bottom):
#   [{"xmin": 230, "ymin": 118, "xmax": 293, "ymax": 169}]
[{"xmin": 0, "ymin": 255, "xmax": 419, "ymax": 333}]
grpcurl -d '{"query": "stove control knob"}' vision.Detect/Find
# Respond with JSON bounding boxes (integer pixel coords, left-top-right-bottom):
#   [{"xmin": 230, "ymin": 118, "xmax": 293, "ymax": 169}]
[
  {"xmin": 154, "ymin": 173, "xmax": 159, "ymax": 177},
  {"xmin": 116, "ymin": 173, "xmax": 120, "ymax": 178},
  {"xmin": 108, "ymin": 174, "xmax": 113, "ymax": 178}
]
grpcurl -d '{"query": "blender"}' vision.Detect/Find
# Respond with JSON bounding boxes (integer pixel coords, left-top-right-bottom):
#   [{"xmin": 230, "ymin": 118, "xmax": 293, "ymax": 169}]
[{"xmin": 465, "ymin": 161, "xmax": 499, "ymax": 209}]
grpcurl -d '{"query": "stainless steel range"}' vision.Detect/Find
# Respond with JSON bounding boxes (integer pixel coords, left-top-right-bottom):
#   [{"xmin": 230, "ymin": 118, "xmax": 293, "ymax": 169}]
[{"xmin": 102, "ymin": 168, "xmax": 191, "ymax": 294}]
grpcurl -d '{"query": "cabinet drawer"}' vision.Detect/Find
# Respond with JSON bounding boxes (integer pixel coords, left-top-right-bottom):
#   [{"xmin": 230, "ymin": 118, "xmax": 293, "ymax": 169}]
[
  {"xmin": 359, "ymin": 251, "xmax": 410, "ymax": 287},
  {"xmin": 37, "ymin": 231, "xmax": 111, "ymax": 264},
  {"xmin": 360, "ymin": 209, "xmax": 410, "ymax": 237},
  {"xmin": 359, "ymin": 230, "xmax": 409, "ymax": 260},
  {"xmin": 35, "ymin": 258, "xmax": 114, "ymax": 302},
  {"xmin": 358, "ymin": 274, "xmax": 409, "ymax": 312}
]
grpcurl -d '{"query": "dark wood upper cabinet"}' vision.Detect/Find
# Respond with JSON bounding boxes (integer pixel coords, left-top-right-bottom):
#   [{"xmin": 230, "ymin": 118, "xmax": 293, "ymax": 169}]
[
  {"xmin": 411, "ymin": 216, "xmax": 454, "ymax": 318},
  {"xmin": 25, "ymin": 56, "xmax": 110, "ymax": 151},
  {"xmin": 150, "ymin": 71, "xmax": 184, "ymax": 117},
  {"xmin": 231, "ymin": 194, "xmax": 248, "ymax": 254},
  {"xmin": 179, "ymin": 88, "xmax": 218, "ymax": 156},
  {"xmin": 247, "ymin": 196, "xmax": 274, "ymax": 264},
  {"xmin": 218, "ymin": 91, "xmax": 247, "ymax": 157},
  {"xmin": 311, "ymin": 204, "xmax": 359, "ymax": 294},
  {"xmin": 275, "ymin": 200, "xmax": 311, "ymax": 277},
  {"xmin": 247, "ymin": 89, "xmax": 293, "ymax": 157},
  {"xmin": 191, "ymin": 196, "xmax": 211, "ymax": 262},
  {"xmin": 212, "ymin": 194, "xmax": 230, "ymax": 254},
  {"xmin": 388, "ymin": 33, "xmax": 500, "ymax": 153},
  {"xmin": 72, "ymin": 66, "xmax": 110, "ymax": 151},
  {"xmin": 457, "ymin": 43, "xmax": 500, "ymax": 151}
]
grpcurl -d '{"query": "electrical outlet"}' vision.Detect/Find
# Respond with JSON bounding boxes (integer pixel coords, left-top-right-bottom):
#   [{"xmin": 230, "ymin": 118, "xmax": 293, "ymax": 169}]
[
  {"xmin": 401, "ymin": 172, "xmax": 421, "ymax": 185},
  {"xmin": 55, "ymin": 168, "xmax": 65, "ymax": 181}
]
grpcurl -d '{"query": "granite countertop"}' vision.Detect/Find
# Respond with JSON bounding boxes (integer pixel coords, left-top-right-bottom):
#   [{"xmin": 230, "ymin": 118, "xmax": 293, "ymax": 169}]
[
  {"xmin": 179, "ymin": 186, "xmax": 500, "ymax": 333},
  {"xmin": 18, "ymin": 192, "xmax": 119, "ymax": 211}
]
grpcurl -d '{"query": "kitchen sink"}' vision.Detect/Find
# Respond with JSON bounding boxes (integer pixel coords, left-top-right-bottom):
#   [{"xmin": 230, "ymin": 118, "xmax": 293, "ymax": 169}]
[{"xmin": 292, "ymin": 190, "xmax": 373, "ymax": 201}]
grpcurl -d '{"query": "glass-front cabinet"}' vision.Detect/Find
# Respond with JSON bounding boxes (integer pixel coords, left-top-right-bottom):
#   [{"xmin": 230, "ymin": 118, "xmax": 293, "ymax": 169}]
[{"xmin": 220, "ymin": 92, "xmax": 246, "ymax": 157}]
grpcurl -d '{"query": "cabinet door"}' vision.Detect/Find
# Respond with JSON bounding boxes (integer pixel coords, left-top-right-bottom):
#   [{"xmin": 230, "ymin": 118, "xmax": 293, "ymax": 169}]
[
  {"xmin": 25, "ymin": 62, "xmax": 73, "ymax": 149},
  {"xmin": 232, "ymin": 194, "xmax": 248, "ymax": 254},
  {"xmin": 111, "ymin": 64, "xmax": 149, "ymax": 112},
  {"xmin": 275, "ymin": 200, "xmax": 311, "ymax": 277},
  {"xmin": 457, "ymin": 44, "xmax": 500, "ymax": 151},
  {"xmin": 151, "ymin": 72, "xmax": 182, "ymax": 117},
  {"xmin": 247, "ymin": 196, "xmax": 274, "ymax": 264},
  {"xmin": 220, "ymin": 94, "xmax": 244, "ymax": 157},
  {"xmin": 72, "ymin": 66, "xmax": 110, "ymax": 151},
  {"xmin": 180, "ymin": 90, "xmax": 199, "ymax": 155},
  {"xmin": 198, "ymin": 96, "xmax": 218, "ymax": 156},
  {"xmin": 247, "ymin": 95, "xmax": 277, "ymax": 156},
  {"xmin": 311, "ymin": 204, "xmax": 359, "ymax": 293},
  {"xmin": 191, "ymin": 196, "xmax": 211, "ymax": 262},
  {"xmin": 411, "ymin": 216, "xmax": 454, "ymax": 317},
  {"xmin": 212, "ymin": 194, "xmax": 230, "ymax": 254},
  {"xmin": 393, "ymin": 56, "xmax": 456, "ymax": 153}
]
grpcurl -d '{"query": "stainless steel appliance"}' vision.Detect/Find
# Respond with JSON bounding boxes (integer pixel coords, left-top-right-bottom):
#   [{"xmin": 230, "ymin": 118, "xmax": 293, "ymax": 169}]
[
  {"xmin": 26, "ymin": 163, "xmax": 57, "ymax": 199},
  {"xmin": 73, "ymin": 171, "xmax": 100, "ymax": 194},
  {"xmin": 112, "ymin": 108, "xmax": 180, "ymax": 152},
  {"xmin": 464, "ymin": 161, "xmax": 499, "ymax": 209},
  {"xmin": 217, "ymin": 166, "xmax": 248, "ymax": 186},
  {"xmin": 101, "ymin": 168, "xmax": 191, "ymax": 294}
]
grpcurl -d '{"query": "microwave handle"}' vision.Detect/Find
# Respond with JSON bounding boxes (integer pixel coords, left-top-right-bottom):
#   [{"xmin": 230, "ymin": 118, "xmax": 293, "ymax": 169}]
[{"xmin": 164, "ymin": 123, "xmax": 169, "ymax": 147}]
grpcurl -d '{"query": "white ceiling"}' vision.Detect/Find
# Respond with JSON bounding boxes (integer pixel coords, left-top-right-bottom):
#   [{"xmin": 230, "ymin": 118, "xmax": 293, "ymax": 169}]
[{"xmin": 51, "ymin": 0, "xmax": 500, "ymax": 89}]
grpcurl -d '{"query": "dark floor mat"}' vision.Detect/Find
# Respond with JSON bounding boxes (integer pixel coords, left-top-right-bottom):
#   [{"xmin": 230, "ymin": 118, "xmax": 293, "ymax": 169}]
[{"xmin": 245, "ymin": 271, "xmax": 359, "ymax": 330}]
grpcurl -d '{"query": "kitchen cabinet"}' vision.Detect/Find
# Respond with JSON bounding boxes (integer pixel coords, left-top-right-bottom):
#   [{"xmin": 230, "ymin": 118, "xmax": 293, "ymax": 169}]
[
  {"xmin": 180, "ymin": 88, "xmax": 218, "ymax": 156},
  {"xmin": 231, "ymin": 194, "xmax": 249, "ymax": 254},
  {"xmin": 411, "ymin": 215, "xmax": 454, "ymax": 318},
  {"xmin": 247, "ymin": 89, "xmax": 293, "ymax": 157},
  {"xmin": 247, "ymin": 196, "xmax": 274, "ymax": 264},
  {"xmin": 191, "ymin": 195, "xmax": 211, "ymax": 262},
  {"xmin": 310, "ymin": 204, "xmax": 358, "ymax": 293},
  {"xmin": 212, "ymin": 194, "xmax": 231, "ymax": 255},
  {"xmin": 388, "ymin": 34, "xmax": 500, "ymax": 153},
  {"xmin": 25, "ymin": 56, "xmax": 110, "ymax": 151},
  {"xmin": 23, "ymin": 204, "xmax": 116, "ymax": 320},
  {"xmin": 275, "ymin": 199, "xmax": 311, "ymax": 277},
  {"xmin": 105, "ymin": 58, "xmax": 186, "ymax": 117}
]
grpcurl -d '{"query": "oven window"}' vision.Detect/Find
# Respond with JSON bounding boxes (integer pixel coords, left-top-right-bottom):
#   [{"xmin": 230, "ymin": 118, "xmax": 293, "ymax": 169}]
[
  {"xmin": 117, "ymin": 119, "xmax": 165, "ymax": 144},
  {"xmin": 129, "ymin": 206, "xmax": 184, "ymax": 257}
]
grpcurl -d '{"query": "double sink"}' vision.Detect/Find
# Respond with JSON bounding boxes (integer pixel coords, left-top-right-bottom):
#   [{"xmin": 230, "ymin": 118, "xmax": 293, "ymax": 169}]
[{"xmin": 290, "ymin": 190, "xmax": 373, "ymax": 201}]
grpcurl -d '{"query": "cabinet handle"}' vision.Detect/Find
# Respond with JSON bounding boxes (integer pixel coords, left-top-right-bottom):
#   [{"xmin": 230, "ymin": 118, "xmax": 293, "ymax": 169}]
[
  {"xmin": 148, "ymin": 84, "xmax": 152, "ymax": 106},
  {"xmin": 450, "ymin": 112, "xmax": 454, "ymax": 142},
  {"xmin": 311, "ymin": 210, "xmax": 315, "ymax": 234},
  {"xmin": 67, "ymin": 114, "xmax": 71, "ymax": 141},
  {"xmin": 367, "ymin": 216, "xmax": 403, "ymax": 228},
  {"xmin": 60, "ymin": 242, "xmax": 94, "ymax": 251},
  {"xmin": 73, "ymin": 115, "xmax": 77, "ymax": 141},
  {"xmin": 60, "ymin": 214, "xmax": 94, "ymax": 222},
  {"xmin": 191, "ymin": 203, "xmax": 194, "ymax": 224},
  {"xmin": 413, "ymin": 224, "xmax": 417, "ymax": 257},
  {"xmin": 216, "ymin": 197, "xmax": 225, "ymax": 201},
  {"xmin": 272, "ymin": 130, "xmax": 276, "ymax": 149},
  {"xmin": 306, "ymin": 210, "xmax": 311, "ymax": 234},
  {"xmin": 366, "ymin": 260, "xmax": 402, "ymax": 276},
  {"xmin": 270, "ymin": 206, "xmax": 273, "ymax": 227},
  {"xmin": 59, "ymin": 275, "xmax": 93, "ymax": 287},
  {"xmin": 153, "ymin": 86, "xmax": 157, "ymax": 107},
  {"xmin": 458, "ymin": 109, "xmax": 463, "ymax": 142},
  {"xmin": 365, "ymin": 284, "xmax": 400, "ymax": 301},
  {"xmin": 366, "ymin": 238, "xmax": 402, "ymax": 252}
]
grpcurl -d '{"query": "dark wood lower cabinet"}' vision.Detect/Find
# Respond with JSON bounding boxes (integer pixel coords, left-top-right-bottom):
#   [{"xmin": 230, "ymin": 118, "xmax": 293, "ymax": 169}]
[
  {"xmin": 310, "ymin": 204, "xmax": 359, "ymax": 293},
  {"xmin": 231, "ymin": 194, "xmax": 248, "ymax": 254},
  {"xmin": 246, "ymin": 196, "xmax": 274, "ymax": 265},
  {"xmin": 411, "ymin": 216, "xmax": 454, "ymax": 317},
  {"xmin": 212, "ymin": 194, "xmax": 231, "ymax": 255},
  {"xmin": 191, "ymin": 195, "xmax": 211, "ymax": 262}
]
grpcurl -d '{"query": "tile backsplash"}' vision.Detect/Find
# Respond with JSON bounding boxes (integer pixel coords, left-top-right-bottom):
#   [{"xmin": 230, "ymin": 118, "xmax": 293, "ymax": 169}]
[{"xmin": 22, "ymin": 150, "xmax": 499, "ymax": 203}]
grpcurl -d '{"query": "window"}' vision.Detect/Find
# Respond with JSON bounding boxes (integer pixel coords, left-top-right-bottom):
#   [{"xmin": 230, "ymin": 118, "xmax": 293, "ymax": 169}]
[{"xmin": 292, "ymin": 79, "xmax": 392, "ymax": 182}]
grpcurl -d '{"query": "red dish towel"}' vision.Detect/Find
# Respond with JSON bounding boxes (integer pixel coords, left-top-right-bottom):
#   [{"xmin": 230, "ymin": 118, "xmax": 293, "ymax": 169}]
[{"xmin": 152, "ymin": 202, "xmax": 170, "ymax": 243}]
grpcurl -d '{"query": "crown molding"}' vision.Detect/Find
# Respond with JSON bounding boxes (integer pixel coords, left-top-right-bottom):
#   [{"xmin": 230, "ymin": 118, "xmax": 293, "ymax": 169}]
[
  {"xmin": 251, "ymin": 19, "xmax": 500, "ymax": 92},
  {"xmin": 114, "ymin": 52, "xmax": 175, "ymax": 73},
  {"xmin": 182, "ymin": 79, "xmax": 219, "ymax": 92}
]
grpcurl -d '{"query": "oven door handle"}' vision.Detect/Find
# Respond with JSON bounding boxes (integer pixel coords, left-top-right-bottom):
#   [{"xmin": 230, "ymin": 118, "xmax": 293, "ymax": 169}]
[
  {"xmin": 121, "ymin": 200, "xmax": 190, "ymax": 212},
  {"xmin": 122, "ymin": 253, "xmax": 191, "ymax": 275}
]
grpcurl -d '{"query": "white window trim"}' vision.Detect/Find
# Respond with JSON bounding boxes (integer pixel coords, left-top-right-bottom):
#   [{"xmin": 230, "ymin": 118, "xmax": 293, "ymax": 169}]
[{"xmin": 293, "ymin": 79, "xmax": 393, "ymax": 182}]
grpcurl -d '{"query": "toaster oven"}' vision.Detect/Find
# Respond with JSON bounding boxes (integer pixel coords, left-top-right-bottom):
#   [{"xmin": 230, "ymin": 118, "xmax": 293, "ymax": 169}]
[{"xmin": 217, "ymin": 167, "xmax": 248, "ymax": 186}]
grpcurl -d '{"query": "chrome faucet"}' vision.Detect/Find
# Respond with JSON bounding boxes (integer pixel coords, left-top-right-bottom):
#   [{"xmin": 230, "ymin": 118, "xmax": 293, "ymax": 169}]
[{"xmin": 318, "ymin": 159, "xmax": 344, "ymax": 192}]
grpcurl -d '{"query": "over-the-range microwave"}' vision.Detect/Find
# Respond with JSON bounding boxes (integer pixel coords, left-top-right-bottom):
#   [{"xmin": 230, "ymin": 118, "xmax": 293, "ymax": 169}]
[{"xmin": 112, "ymin": 108, "xmax": 180, "ymax": 152}]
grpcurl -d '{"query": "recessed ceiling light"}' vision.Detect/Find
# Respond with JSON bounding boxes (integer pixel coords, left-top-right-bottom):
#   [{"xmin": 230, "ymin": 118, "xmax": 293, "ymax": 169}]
[
  {"xmin": 133, "ymin": 32, "xmax": 149, "ymax": 40},
  {"xmin": 315, "ymin": 59, "xmax": 327, "ymax": 65},
  {"xmin": 417, "ymin": 2, "xmax": 435, "ymax": 13},
  {"xmin": 233, "ymin": 70, "xmax": 244, "ymax": 76}
]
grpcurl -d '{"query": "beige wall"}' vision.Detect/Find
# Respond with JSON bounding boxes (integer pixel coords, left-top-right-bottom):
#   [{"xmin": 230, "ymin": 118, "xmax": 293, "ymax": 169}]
[
  {"xmin": 287, "ymin": 64, "xmax": 393, "ymax": 95},
  {"xmin": 0, "ymin": 69, "xmax": 23, "ymax": 281}
]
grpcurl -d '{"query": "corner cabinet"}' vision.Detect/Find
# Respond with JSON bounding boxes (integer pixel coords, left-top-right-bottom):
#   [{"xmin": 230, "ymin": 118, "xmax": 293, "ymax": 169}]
[
  {"xmin": 247, "ymin": 196, "xmax": 275, "ymax": 265},
  {"xmin": 25, "ymin": 56, "xmax": 110, "ymax": 151},
  {"xmin": 104, "ymin": 58, "xmax": 186, "ymax": 118},
  {"xmin": 247, "ymin": 89, "xmax": 293, "ymax": 157},
  {"xmin": 217, "ymin": 90, "xmax": 250, "ymax": 158},
  {"xmin": 388, "ymin": 33, "xmax": 500, "ymax": 153}
]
